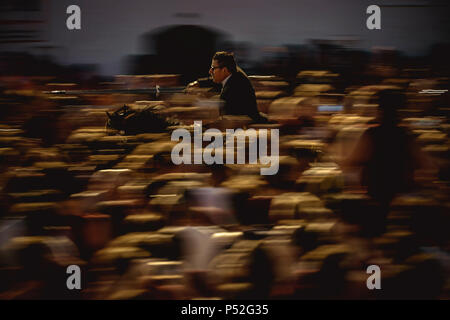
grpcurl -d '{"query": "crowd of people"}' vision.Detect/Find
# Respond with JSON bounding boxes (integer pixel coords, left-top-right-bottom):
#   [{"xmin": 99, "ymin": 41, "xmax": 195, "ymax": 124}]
[{"xmin": 0, "ymin": 49, "xmax": 448, "ymax": 299}]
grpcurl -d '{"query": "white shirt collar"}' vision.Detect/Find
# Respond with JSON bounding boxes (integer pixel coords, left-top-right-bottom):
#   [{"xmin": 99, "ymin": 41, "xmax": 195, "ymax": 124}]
[{"xmin": 221, "ymin": 74, "xmax": 232, "ymax": 87}]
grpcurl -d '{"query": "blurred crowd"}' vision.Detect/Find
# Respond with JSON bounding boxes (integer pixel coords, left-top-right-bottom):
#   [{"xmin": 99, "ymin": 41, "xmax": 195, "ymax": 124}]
[{"xmin": 0, "ymin": 48, "xmax": 449, "ymax": 300}]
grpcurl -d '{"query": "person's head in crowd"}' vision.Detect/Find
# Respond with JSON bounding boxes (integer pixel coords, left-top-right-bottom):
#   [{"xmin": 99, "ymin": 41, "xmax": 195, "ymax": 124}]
[
  {"xmin": 210, "ymin": 51, "xmax": 237, "ymax": 83},
  {"xmin": 377, "ymin": 88, "xmax": 405, "ymax": 125}
]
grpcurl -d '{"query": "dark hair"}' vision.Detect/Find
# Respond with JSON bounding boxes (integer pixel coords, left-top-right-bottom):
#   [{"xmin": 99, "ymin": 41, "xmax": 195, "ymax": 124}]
[
  {"xmin": 378, "ymin": 88, "xmax": 405, "ymax": 123},
  {"xmin": 213, "ymin": 51, "xmax": 237, "ymax": 73},
  {"xmin": 378, "ymin": 88, "xmax": 405, "ymax": 111}
]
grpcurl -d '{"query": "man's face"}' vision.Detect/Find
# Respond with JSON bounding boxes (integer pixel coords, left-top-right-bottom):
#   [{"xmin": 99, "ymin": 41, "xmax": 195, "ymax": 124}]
[{"xmin": 209, "ymin": 59, "xmax": 229, "ymax": 83}]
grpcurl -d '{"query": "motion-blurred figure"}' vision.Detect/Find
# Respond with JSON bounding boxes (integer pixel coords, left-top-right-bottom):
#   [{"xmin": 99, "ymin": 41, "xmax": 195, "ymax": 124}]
[{"xmin": 344, "ymin": 89, "xmax": 425, "ymax": 233}]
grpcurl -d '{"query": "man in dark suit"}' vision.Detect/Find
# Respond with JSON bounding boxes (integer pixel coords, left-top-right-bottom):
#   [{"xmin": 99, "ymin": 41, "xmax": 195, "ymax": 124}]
[{"xmin": 209, "ymin": 51, "xmax": 268, "ymax": 123}]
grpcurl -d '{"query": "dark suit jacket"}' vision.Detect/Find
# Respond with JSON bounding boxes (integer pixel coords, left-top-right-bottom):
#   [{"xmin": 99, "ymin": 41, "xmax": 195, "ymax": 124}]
[{"xmin": 220, "ymin": 71, "xmax": 262, "ymax": 121}]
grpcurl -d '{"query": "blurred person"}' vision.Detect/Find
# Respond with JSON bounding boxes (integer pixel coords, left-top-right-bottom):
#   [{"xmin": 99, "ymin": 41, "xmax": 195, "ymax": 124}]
[
  {"xmin": 343, "ymin": 89, "xmax": 428, "ymax": 234},
  {"xmin": 2, "ymin": 242, "xmax": 77, "ymax": 299},
  {"xmin": 245, "ymin": 244, "xmax": 276, "ymax": 299},
  {"xmin": 209, "ymin": 52, "xmax": 269, "ymax": 123}
]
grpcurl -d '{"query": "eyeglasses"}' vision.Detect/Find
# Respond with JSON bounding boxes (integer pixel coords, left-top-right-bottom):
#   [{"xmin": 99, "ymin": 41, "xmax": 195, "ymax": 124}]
[{"xmin": 210, "ymin": 66, "xmax": 223, "ymax": 71}]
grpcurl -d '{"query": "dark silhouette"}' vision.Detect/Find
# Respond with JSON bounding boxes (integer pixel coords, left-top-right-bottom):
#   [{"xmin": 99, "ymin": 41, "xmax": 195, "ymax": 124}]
[
  {"xmin": 105, "ymin": 104, "xmax": 178, "ymax": 134},
  {"xmin": 130, "ymin": 25, "xmax": 229, "ymax": 84},
  {"xmin": 345, "ymin": 89, "xmax": 424, "ymax": 234}
]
